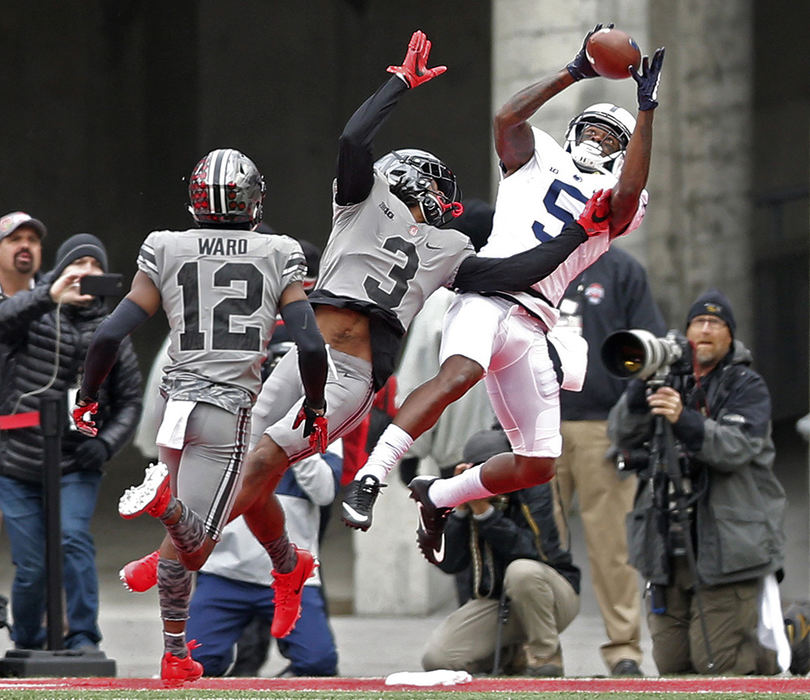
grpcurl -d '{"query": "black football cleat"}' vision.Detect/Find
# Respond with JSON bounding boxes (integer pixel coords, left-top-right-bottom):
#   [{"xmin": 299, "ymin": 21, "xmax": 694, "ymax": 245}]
[
  {"xmin": 341, "ymin": 474, "xmax": 386, "ymax": 531},
  {"xmin": 408, "ymin": 476, "xmax": 452, "ymax": 565}
]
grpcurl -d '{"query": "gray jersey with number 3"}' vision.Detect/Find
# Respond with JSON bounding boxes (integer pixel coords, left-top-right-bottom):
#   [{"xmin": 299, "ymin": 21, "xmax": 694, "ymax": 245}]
[
  {"xmin": 137, "ymin": 229, "xmax": 305, "ymax": 410},
  {"xmin": 314, "ymin": 173, "xmax": 475, "ymax": 334}
]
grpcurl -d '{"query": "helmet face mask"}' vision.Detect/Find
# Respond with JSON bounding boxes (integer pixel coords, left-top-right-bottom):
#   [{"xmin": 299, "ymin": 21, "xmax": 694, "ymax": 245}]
[
  {"xmin": 188, "ymin": 148, "xmax": 266, "ymax": 227},
  {"xmin": 564, "ymin": 104, "xmax": 635, "ymax": 174},
  {"xmin": 375, "ymin": 148, "xmax": 463, "ymax": 226}
]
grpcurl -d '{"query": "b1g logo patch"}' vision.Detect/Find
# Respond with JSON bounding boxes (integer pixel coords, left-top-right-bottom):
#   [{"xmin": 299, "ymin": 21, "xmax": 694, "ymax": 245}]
[{"xmin": 584, "ymin": 282, "xmax": 605, "ymax": 305}]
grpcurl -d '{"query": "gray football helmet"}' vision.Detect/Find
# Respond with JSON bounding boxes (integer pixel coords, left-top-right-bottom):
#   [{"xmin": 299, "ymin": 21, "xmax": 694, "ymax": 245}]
[
  {"xmin": 188, "ymin": 148, "xmax": 266, "ymax": 226},
  {"xmin": 375, "ymin": 148, "xmax": 463, "ymax": 226}
]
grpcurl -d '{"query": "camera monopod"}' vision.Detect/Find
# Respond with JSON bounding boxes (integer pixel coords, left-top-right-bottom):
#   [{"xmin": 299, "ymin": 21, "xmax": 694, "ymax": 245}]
[{"xmin": 651, "ymin": 412, "xmax": 716, "ymax": 672}]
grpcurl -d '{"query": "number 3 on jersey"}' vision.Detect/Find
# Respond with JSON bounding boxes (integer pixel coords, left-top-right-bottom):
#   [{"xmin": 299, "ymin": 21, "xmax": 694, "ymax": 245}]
[
  {"xmin": 532, "ymin": 179, "xmax": 589, "ymax": 242},
  {"xmin": 363, "ymin": 236, "xmax": 419, "ymax": 309},
  {"xmin": 177, "ymin": 261, "xmax": 264, "ymax": 351}
]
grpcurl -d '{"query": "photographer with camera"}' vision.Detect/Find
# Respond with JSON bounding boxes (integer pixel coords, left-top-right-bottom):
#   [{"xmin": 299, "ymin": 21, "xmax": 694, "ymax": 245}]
[
  {"xmin": 421, "ymin": 428, "xmax": 581, "ymax": 677},
  {"xmin": 606, "ymin": 289, "xmax": 793, "ymax": 675}
]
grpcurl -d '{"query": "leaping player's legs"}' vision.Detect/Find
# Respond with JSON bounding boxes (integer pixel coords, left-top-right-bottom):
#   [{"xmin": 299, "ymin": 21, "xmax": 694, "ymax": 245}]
[
  {"xmin": 344, "ymin": 294, "xmax": 498, "ymax": 530},
  {"xmin": 409, "ymin": 306, "xmax": 560, "ymax": 564}
]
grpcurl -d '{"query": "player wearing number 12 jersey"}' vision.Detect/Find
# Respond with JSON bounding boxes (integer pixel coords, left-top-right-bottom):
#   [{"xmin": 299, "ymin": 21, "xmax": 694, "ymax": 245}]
[
  {"xmin": 73, "ymin": 148, "xmax": 328, "ymax": 686},
  {"xmin": 353, "ymin": 26, "xmax": 665, "ymax": 567}
]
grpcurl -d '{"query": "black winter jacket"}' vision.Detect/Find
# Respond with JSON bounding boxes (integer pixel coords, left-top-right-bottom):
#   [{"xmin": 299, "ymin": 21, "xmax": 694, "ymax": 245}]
[
  {"xmin": 439, "ymin": 483, "xmax": 581, "ymax": 601},
  {"xmin": 0, "ymin": 275, "xmax": 142, "ymax": 483}
]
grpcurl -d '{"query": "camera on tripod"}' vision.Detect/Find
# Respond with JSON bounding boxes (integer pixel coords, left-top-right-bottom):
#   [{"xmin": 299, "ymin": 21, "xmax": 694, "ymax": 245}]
[{"xmin": 600, "ymin": 329, "xmax": 693, "ymax": 383}]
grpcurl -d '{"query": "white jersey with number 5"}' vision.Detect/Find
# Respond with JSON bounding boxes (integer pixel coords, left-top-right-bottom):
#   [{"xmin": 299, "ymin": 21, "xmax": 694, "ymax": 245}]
[
  {"xmin": 479, "ymin": 126, "xmax": 647, "ymax": 328},
  {"xmin": 137, "ymin": 229, "xmax": 306, "ymax": 410}
]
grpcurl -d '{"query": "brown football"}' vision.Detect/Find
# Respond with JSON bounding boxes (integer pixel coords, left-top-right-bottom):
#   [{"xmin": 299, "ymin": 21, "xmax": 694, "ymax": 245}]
[{"xmin": 585, "ymin": 28, "xmax": 641, "ymax": 80}]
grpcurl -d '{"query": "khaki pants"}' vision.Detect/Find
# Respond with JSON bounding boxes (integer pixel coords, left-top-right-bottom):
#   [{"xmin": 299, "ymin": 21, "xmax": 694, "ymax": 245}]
[
  {"xmin": 421, "ymin": 559, "xmax": 579, "ymax": 674},
  {"xmin": 648, "ymin": 556, "xmax": 778, "ymax": 675},
  {"xmin": 554, "ymin": 419, "xmax": 642, "ymax": 669}
]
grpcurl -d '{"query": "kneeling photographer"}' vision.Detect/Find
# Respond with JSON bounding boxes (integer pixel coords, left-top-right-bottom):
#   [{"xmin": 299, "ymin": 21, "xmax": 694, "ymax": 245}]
[{"xmin": 606, "ymin": 289, "xmax": 793, "ymax": 676}]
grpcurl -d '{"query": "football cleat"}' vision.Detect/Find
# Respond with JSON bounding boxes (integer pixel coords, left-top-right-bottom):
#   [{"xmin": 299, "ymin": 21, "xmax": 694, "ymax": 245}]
[
  {"xmin": 119, "ymin": 462, "xmax": 171, "ymax": 520},
  {"xmin": 408, "ymin": 476, "xmax": 452, "ymax": 566},
  {"xmin": 785, "ymin": 601, "xmax": 810, "ymax": 676},
  {"xmin": 271, "ymin": 547, "xmax": 317, "ymax": 639},
  {"xmin": 341, "ymin": 474, "xmax": 387, "ymax": 531},
  {"xmin": 119, "ymin": 550, "xmax": 159, "ymax": 593},
  {"xmin": 161, "ymin": 639, "xmax": 202, "ymax": 688}
]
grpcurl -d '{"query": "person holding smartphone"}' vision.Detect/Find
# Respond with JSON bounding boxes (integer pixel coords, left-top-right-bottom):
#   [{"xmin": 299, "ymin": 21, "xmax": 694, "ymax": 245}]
[{"xmin": 0, "ymin": 233, "xmax": 142, "ymax": 654}]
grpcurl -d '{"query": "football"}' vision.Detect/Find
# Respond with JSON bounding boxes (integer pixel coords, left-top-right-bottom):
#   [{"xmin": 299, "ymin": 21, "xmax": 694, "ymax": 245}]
[{"xmin": 585, "ymin": 28, "xmax": 641, "ymax": 80}]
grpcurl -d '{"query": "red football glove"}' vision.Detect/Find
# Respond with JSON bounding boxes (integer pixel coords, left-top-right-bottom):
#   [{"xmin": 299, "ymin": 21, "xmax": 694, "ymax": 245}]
[
  {"xmin": 292, "ymin": 400, "xmax": 329, "ymax": 454},
  {"xmin": 577, "ymin": 188, "xmax": 612, "ymax": 236},
  {"xmin": 387, "ymin": 30, "xmax": 447, "ymax": 88},
  {"xmin": 72, "ymin": 400, "xmax": 99, "ymax": 437}
]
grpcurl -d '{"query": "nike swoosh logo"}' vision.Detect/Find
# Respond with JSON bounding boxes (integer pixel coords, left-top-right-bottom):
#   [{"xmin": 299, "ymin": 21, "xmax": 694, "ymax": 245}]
[
  {"xmin": 343, "ymin": 503, "xmax": 369, "ymax": 523},
  {"xmin": 416, "ymin": 503, "xmax": 445, "ymax": 563},
  {"xmin": 425, "ymin": 242, "xmax": 441, "ymax": 250}
]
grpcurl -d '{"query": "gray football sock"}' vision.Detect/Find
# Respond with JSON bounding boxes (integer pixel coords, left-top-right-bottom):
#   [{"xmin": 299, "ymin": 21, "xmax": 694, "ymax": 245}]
[
  {"xmin": 164, "ymin": 502, "xmax": 207, "ymax": 555},
  {"xmin": 157, "ymin": 557, "xmax": 192, "ymax": 625}
]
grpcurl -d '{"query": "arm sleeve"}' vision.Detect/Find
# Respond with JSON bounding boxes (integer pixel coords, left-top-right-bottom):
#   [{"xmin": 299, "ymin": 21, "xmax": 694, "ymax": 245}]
[
  {"xmin": 80, "ymin": 298, "xmax": 149, "ymax": 401},
  {"xmin": 452, "ymin": 223, "xmax": 588, "ymax": 292},
  {"xmin": 279, "ymin": 299, "xmax": 327, "ymax": 409},
  {"xmin": 96, "ymin": 337, "xmax": 143, "ymax": 458},
  {"xmin": 336, "ymin": 76, "xmax": 409, "ymax": 206}
]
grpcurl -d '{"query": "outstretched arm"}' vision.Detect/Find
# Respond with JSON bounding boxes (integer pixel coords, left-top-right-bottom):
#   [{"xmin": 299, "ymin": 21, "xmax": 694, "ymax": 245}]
[
  {"xmin": 453, "ymin": 189, "xmax": 612, "ymax": 292},
  {"xmin": 279, "ymin": 282, "xmax": 329, "ymax": 452},
  {"xmin": 609, "ymin": 48, "xmax": 665, "ymax": 237},
  {"xmin": 79, "ymin": 271, "xmax": 158, "ymax": 403},
  {"xmin": 494, "ymin": 24, "xmax": 608, "ymax": 174},
  {"xmin": 336, "ymin": 30, "xmax": 446, "ymax": 206}
]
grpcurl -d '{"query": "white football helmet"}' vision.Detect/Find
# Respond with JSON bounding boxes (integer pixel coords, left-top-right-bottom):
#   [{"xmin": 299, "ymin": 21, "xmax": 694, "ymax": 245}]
[{"xmin": 564, "ymin": 103, "xmax": 636, "ymax": 174}]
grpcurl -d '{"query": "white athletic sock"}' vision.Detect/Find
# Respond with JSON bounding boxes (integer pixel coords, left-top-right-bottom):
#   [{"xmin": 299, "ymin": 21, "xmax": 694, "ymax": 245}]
[
  {"xmin": 427, "ymin": 464, "xmax": 495, "ymax": 509},
  {"xmin": 354, "ymin": 424, "xmax": 414, "ymax": 483}
]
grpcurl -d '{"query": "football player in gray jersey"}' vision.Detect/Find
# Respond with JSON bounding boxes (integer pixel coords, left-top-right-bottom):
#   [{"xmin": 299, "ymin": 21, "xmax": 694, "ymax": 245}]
[
  {"xmin": 72, "ymin": 148, "xmax": 328, "ymax": 687},
  {"xmin": 115, "ymin": 29, "xmax": 605, "ymax": 631}
]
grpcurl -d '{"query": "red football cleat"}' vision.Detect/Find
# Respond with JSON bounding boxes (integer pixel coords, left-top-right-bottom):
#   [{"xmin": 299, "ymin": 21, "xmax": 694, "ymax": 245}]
[
  {"xmin": 119, "ymin": 462, "xmax": 171, "ymax": 520},
  {"xmin": 270, "ymin": 547, "xmax": 317, "ymax": 638},
  {"xmin": 119, "ymin": 550, "xmax": 159, "ymax": 593},
  {"xmin": 161, "ymin": 639, "xmax": 202, "ymax": 688}
]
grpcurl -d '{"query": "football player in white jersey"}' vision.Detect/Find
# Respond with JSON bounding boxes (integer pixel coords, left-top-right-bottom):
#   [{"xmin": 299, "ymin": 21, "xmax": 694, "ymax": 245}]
[
  {"xmin": 72, "ymin": 148, "xmax": 328, "ymax": 687},
  {"xmin": 353, "ymin": 25, "xmax": 665, "ymax": 566}
]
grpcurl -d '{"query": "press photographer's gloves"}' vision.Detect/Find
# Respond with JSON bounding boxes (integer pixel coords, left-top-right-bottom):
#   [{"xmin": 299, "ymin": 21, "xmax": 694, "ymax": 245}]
[
  {"xmin": 566, "ymin": 23, "xmax": 613, "ymax": 81},
  {"xmin": 631, "ymin": 47, "xmax": 665, "ymax": 111},
  {"xmin": 387, "ymin": 30, "xmax": 447, "ymax": 88}
]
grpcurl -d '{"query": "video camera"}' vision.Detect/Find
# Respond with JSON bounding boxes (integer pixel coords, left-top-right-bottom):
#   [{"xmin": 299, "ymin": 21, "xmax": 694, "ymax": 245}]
[{"xmin": 601, "ymin": 329, "xmax": 693, "ymax": 383}]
